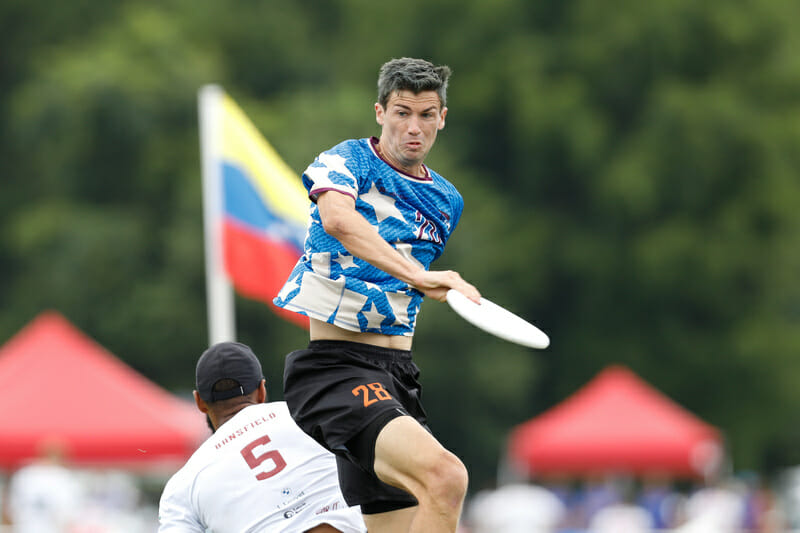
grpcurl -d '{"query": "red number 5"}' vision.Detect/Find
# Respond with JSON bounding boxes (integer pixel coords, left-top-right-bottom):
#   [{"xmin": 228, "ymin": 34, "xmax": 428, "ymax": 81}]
[{"xmin": 241, "ymin": 435, "xmax": 287, "ymax": 480}]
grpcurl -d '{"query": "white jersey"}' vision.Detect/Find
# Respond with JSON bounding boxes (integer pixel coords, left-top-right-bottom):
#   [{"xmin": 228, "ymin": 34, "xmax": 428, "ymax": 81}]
[{"xmin": 158, "ymin": 402, "xmax": 366, "ymax": 533}]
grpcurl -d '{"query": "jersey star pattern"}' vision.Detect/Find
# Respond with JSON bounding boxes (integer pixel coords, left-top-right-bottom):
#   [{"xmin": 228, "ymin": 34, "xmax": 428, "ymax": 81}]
[{"xmin": 273, "ymin": 138, "xmax": 463, "ymax": 336}]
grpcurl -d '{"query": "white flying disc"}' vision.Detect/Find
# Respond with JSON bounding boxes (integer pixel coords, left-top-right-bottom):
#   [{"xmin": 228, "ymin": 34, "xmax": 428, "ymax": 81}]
[{"xmin": 445, "ymin": 289, "xmax": 550, "ymax": 349}]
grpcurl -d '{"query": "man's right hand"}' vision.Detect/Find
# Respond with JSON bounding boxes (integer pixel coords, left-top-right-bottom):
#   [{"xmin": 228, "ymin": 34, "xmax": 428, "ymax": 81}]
[{"xmin": 410, "ymin": 270, "xmax": 481, "ymax": 304}]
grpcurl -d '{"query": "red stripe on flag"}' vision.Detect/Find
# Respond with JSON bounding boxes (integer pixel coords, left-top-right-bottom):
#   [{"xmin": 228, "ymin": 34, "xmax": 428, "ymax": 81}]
[{"xmin": 223, "ymin": 220, "xmax": 309, "ymax": 329}]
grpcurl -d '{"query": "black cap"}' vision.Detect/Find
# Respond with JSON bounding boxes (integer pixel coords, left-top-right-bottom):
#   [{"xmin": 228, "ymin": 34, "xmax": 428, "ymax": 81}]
[{"xmin": 196, "ymin": 342, "xmax": 264, "ymax": 402}]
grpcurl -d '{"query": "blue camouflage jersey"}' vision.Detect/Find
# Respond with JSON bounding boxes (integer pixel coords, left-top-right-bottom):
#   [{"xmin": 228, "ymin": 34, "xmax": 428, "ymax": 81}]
[{"xmin": 273, "ymin": 137, "xmax": 463, "ymax": 336}]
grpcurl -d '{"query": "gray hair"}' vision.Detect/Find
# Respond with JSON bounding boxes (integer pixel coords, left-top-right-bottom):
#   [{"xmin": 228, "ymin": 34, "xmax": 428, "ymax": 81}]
[{"xmin": 377, "ymin": 57, "xmax": 452, "ymax": 109}]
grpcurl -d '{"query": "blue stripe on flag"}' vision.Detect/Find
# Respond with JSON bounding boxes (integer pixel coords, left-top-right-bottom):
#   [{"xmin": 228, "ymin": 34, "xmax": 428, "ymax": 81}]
[{"xmin": 222, "ymin": 162, "xmax": 305, "ymax": 252}]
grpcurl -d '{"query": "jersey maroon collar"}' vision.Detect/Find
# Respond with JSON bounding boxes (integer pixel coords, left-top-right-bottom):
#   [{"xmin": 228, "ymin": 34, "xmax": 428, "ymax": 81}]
[{"xmin": 369, "ymin": 137, "xmax": 432, "ymax": 182}]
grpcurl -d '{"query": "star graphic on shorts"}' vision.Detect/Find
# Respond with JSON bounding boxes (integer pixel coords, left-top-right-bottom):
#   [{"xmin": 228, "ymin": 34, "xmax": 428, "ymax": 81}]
[
  {"xmin": 362, "ymin": 302, "xmax": 387, "ymax": 330},
  {"xmin": 362, "ymin": 183, "xmax": 405, "ymax": 224}
]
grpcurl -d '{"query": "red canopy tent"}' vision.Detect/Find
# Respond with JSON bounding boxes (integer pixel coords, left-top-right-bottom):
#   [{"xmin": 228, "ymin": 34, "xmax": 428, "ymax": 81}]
[
  {"xmin": 0, "ymin": 311, "xmax": 208, "ymax": 471},
  {"xmin": 507, "ymin": 365, "xmax": 724, "ymax": 480}
]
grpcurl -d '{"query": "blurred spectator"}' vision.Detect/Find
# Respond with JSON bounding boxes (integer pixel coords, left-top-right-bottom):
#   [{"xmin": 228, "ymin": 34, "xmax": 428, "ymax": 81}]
[
  {"xmin": 638, "ymin": 474, "xmax": 681, "ymax": 529},
  {"xmin": 570, "ymin": 474, "xmax": 621, "ymax": 527},
  {"xmin": 587, "ymin": 479, "xmax": 653, "ymax": 533},
  {"xmin": 466, "ymin": 483, "xmax": 565, "ymax": 533},
  {"xmin": 89, "ymin": 470, "xmax": 140, "ymax": 512},
  {"xmin": 78, "ymin": 470, "xmax": 151, "ymax": 532},
  {"xmin": 740, "ymin": 472, "xmax": 787, "ymax": 532},
  {"xmin": 673, "ymin": 478, "xmax": 746, "ymax": 533},
  {"xmin": 542, "ymin": 478, "xmax": 586, "ymax": 531},
  {"xmin": 6, "ymin": 440, "xmax": 86, "ymax": 533},
  {"xmin": 779, "ymin": 466, "xmax": 800, "ymax": 529}
]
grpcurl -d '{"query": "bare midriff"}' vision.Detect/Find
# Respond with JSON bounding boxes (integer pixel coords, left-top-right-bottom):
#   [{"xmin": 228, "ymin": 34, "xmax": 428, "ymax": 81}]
[{"xmin": 309, "ymin": 318, "xmax": 413, "ymax": 351}]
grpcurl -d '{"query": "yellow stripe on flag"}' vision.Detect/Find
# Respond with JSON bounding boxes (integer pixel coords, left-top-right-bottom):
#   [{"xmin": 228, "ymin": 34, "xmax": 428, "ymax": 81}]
[{"xmin": 220, "ymin": 95, "xmax": 308, "ymax": 225}]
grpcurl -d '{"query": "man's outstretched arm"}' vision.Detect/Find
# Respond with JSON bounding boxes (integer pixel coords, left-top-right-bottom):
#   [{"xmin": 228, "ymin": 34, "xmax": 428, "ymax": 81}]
[{"xmin": 316, "ymin": 190, "xmax": 480, "ymax": 303}]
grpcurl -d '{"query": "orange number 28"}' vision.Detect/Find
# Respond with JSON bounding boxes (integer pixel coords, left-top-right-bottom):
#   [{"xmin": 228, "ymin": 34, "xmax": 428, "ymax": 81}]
[{"xmin": 352, "ymin": 382, "xmax": 393, "ymax": 407}]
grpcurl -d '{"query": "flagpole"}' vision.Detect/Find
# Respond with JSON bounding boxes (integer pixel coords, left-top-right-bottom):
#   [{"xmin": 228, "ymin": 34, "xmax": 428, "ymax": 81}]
[{"xmin": 199, "ymin": 84, "xmax": 236, "ymax": 345}]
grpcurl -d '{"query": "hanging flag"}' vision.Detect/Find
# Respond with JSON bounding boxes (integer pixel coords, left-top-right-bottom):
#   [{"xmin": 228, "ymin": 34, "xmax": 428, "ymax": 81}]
[{"xmin": 200, "ymin": 85, "xmax": 309, "ymax": 332}]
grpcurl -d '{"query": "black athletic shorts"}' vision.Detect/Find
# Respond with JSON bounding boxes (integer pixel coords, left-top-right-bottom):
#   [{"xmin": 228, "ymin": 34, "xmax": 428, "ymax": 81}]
[{"xmin": 283, "ymin": 340, "xmax": 429, "ymax": 513}]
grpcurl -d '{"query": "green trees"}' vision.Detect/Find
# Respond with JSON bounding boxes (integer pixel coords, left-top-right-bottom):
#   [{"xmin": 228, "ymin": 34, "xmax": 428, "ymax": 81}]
[{"xmin": 2, "ymin": 0, "xmax": 800, "ymax": 487}]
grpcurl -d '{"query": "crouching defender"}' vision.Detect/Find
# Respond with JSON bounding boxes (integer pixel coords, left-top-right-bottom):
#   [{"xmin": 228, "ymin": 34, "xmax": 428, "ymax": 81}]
[{"xmin": 158, "ymin": 341, "xmax": 366, "ymax": 533}]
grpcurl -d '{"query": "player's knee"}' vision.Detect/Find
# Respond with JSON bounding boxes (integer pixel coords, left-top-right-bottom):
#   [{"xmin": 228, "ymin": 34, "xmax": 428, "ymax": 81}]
[{"xmin": 421, "ymin": 450, "xmax": 468, "ymax": 505}]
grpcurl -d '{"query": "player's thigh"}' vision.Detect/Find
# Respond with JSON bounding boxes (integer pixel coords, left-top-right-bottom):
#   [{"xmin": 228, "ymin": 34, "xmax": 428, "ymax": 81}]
[
  {"xmin": 373, "ymin": 415, "xmax": 464, "ymax": 492},
  {"xmin": 362, "ymin": 505, "xmax": 417, "ymax": 533}
]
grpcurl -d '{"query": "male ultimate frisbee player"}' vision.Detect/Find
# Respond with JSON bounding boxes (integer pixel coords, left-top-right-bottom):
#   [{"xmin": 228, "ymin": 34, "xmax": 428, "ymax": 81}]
[{"xmin": 273, "ymin": 57, "xmax": 481, "ymax": 533}]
